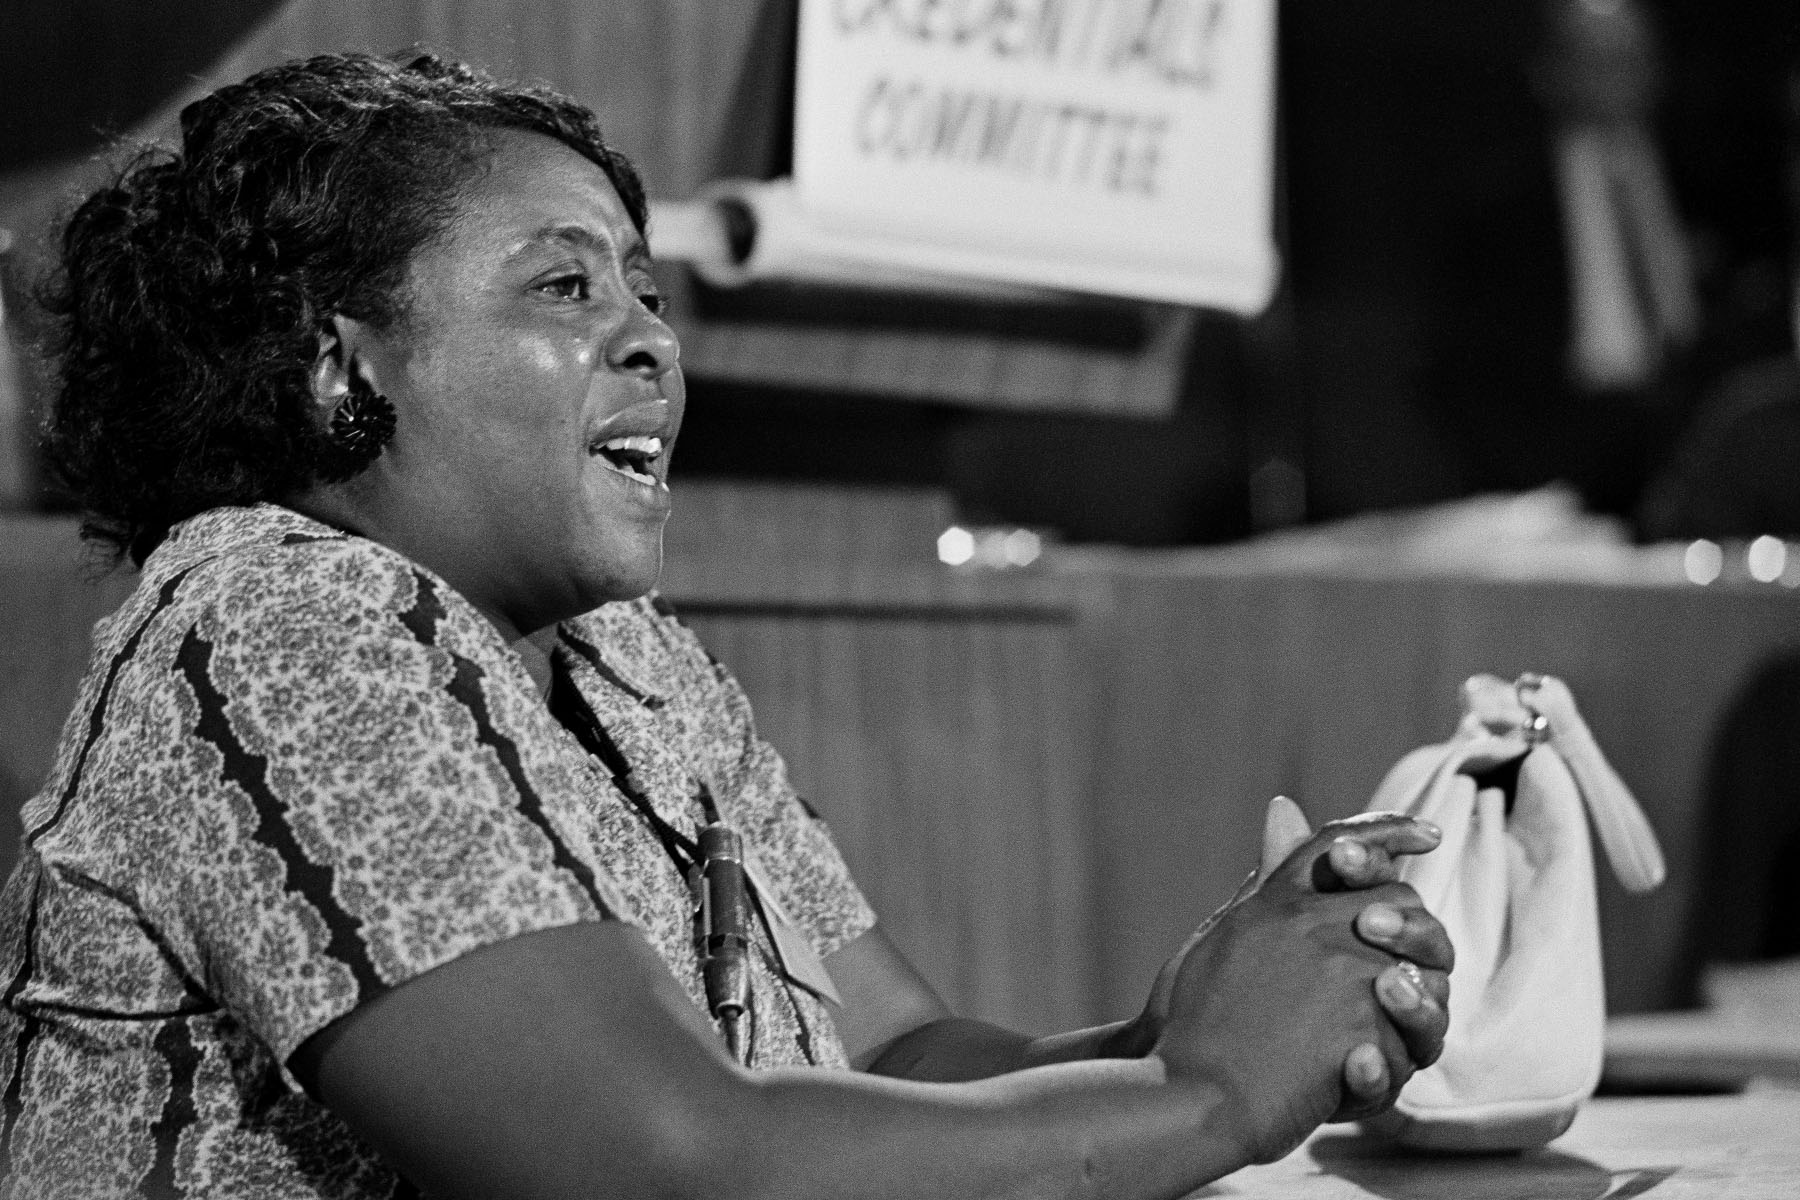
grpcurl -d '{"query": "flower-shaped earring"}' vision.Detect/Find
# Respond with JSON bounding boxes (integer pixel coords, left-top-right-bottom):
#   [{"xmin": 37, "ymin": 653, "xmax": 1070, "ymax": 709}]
[{"xmin": 320, "ymin": 379, "xmax": 396, "ymax": 480}]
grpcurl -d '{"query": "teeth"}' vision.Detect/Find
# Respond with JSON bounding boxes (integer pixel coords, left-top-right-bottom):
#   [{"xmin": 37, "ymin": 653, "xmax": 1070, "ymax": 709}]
[
  {"xmin": 595, "ymin": 435, "xmax": 662, "ymax": 457},
  {"xmin": 588, "ymin": 433, "xmax": 665, "ymax": 488}
]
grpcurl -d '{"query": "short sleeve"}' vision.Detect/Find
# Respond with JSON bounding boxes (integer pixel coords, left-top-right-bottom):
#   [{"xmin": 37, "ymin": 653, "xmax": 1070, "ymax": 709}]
[{"xmin": 144, "ymin": 549, "xmax": 616, "ymax": 1080}]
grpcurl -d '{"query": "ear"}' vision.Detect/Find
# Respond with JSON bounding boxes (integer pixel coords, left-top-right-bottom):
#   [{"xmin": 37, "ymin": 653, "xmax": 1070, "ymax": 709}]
[{"xmin": 307, "ymin": 314, "xmax": 382, "ymax": 427}]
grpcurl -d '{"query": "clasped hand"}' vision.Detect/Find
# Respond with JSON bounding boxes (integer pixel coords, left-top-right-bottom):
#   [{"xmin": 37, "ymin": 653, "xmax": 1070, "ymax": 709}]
[{"xmin": 1143, "ymin": 798, "xmax": 1453, "ymax": 1163}]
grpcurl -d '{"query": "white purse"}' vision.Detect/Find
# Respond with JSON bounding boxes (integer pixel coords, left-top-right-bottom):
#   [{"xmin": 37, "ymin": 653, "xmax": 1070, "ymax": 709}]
[{"xmin": 1361, "ymin": 674, "xmax": 1665, "ymax": 1151}]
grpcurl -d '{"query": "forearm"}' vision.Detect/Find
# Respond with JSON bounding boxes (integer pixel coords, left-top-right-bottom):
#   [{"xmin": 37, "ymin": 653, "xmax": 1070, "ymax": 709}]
[
  {"xmin": 866, "ymin": 1016, "xmax": 1155, "ymax": 1082},
  {"xmin": 707, "ymin": 1054, "xmax": 1248, "ymax": 1200},
  {"xmin": 325, "ymin": 924, "xmax": 1259, "ymax": 1200}
]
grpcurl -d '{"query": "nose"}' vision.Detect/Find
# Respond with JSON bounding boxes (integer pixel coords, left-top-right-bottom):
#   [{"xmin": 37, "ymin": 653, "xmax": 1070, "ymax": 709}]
[{"xmin": 604, "ymin": 304, "xmax": 680, "ymax": 381}]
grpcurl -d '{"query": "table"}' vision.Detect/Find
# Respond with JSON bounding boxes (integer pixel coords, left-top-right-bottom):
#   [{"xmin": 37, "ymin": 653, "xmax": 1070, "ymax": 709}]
[
  {"xmin": 1201, "ymin": 1089, "xmax": 1800, "ymax": 1198},
  {"xmin": 1606, "ymin": 1009, "xmax": 1800, "ymax": 1094}
]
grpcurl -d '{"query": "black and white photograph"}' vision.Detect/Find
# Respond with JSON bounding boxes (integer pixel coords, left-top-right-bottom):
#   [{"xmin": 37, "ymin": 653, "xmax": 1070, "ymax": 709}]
[{"xmin": 0, "ymin": 1, "xmax": 1796, "ymax": 1195}]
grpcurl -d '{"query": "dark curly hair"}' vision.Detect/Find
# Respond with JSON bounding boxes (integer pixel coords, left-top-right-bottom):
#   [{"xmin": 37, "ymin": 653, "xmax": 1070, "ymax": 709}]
[{"xmin": 40, "ymin": 50, "xmax": 649, "ymax": 565}]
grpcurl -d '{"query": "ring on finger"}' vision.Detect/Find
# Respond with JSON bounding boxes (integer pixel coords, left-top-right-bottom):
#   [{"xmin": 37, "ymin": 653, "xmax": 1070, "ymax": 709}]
[
  {"xmin": 1514, "ymin": 673, "xmax": 1551, "ymax": 743},
  {"xmin": 1395, "ymin": 959, "xmax": 1429, "ymax": 1002}
]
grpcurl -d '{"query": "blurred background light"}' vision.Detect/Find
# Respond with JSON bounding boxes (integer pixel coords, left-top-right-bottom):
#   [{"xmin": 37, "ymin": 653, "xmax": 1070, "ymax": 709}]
[
  {"xmin": 1746, "ymin": 535, "xmax": 1787, "ymax": 582},
  {"xmin": 939, "ymin": 525, "xmax": 1049, "ymax": 570},
  {"xmin": 937, "ymin": 525, "xmax": 975, "ymax": 567},
  {"xmin": 1002, "ymin": 529, "xmax": 1043, "ymax": 568},
  {"xmin": 1684, "ymin": 539, "xmax": 1723, "ymax": 585}
]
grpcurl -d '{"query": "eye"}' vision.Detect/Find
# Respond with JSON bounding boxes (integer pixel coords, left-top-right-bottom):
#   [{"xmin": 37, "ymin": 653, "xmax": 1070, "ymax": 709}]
[
  {"xmin": 628, "ymin": 265, "xmax": 665, "ymax": 316},
  {"xmin": 537, "ymin": 272, "xmax": 590, "ymax": 301}
]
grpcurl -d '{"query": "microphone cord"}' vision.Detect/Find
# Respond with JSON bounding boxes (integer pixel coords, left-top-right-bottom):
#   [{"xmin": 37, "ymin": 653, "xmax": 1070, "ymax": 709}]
[{"xmin": 546, "ymin": 655, "xmax": 818, "ymax": 1066}]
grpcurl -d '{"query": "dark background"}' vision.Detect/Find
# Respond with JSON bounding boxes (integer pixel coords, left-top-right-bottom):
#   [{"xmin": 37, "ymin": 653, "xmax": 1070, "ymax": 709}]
[{"xmin": 3, "ymin": 0, "xmax": 1798, "ymax": 544}]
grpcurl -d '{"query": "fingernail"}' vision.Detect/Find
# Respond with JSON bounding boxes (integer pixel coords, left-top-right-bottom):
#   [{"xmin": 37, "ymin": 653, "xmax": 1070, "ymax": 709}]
[
  {"xmin": 1333, "ymin": 838, "xmax": 1368, "ymax": 870},
  {"xmin": 1362, "ymin": 905, "xmax": 1403, "ymax": 938},
  {"xmin": 1418, "ymin": 821, "xmax": 1442, "ymax": 842},
  {"xmin": 1344, "ymin": 1043, "xmax": 1378, "ymax": 1088}
]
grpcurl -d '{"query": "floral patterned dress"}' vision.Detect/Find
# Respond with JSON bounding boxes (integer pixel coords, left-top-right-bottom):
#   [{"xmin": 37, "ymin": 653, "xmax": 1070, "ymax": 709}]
[{"xmin": 0, "ymin": 504, "xmax": 875, "ymax": 1197}]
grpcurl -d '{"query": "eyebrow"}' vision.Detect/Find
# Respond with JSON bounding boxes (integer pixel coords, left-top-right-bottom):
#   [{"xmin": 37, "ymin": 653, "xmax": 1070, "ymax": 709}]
[{"xmin": 518, "ymin": 223, "xmax": 651, "ymax": 266}]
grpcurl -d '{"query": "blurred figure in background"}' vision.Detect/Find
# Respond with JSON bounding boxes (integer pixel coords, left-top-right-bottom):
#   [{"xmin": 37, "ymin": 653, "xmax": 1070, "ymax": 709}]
[
  {"xmin": 1420, "ymin": 0, "xmax": 1697, "ymax": 522},
  {"xmin": 1539, "ymin": 0, "xmax": 1699, "ymax": 401}
]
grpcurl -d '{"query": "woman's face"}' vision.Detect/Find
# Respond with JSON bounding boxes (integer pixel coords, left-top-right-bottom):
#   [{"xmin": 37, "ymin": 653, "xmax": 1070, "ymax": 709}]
[{"xmin": 321, "ymin": 129, "xmax": 684, "ymax": 640}]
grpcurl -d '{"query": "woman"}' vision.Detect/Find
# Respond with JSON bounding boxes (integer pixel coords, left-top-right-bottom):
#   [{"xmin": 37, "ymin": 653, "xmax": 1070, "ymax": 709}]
[{"xmin": 1, "ymin": 52, "xmax": 1452, "ymax": 1197}]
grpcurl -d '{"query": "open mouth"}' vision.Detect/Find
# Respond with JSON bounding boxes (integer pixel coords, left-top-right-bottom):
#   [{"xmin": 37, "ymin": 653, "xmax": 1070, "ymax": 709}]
[{"xmin": 588, "ymin": 434, "xmax": 664, "ymax": 487}]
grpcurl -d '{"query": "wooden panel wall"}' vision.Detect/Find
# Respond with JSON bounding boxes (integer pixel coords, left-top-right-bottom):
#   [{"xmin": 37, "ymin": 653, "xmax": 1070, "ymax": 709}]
[
  {"xmin": 0, "ymin": 0, "xmax": 759, "ymax": 273},
  {"xmin": 664, "ymin": 481, "xmax": 1104, "ymax": 1032},
  {"xmin": 683, "ymin": 609, "xmax": 1100, "ymax": 1033},
  {"xmin": 1067, "ymin": 560, "xmax": 1800, "ymax": 1019}
]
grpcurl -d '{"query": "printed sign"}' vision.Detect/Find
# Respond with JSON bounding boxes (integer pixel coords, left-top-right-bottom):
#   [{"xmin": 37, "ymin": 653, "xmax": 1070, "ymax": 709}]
[{"xmin": 793, "ymin": 0, "xmax": 1280, "ymax": 311}]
